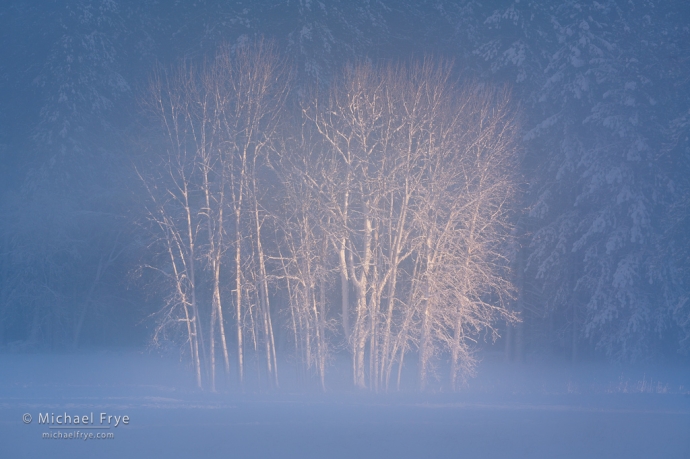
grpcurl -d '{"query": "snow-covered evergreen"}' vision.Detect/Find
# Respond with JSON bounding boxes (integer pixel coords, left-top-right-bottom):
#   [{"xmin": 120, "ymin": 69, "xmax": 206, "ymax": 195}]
[{"xmin": 467, "ymin": 0, "xmax": 689, "ymax": 360}]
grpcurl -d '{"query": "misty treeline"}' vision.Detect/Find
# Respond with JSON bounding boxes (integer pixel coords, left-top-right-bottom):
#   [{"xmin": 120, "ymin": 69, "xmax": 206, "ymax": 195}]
[
  {"xmin": 137, "ymin": 40, "xmax": 519, "ymax": 391},
  {"xmin": 0, "ymin": 0, "xmax": 689, "ymax": 389}
]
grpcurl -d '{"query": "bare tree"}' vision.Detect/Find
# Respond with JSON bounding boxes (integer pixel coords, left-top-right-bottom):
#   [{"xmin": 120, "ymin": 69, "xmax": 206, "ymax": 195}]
[
  {"xmin": 274, "ymin": 120, "xmax": 334, "ymax": 389},
  {"xmin": 411, "ymin": 85, "xmax": 519, "ymax": 390},
  {"xmin": 305, "ymin": 59, "xmax": 520, "ymax": 391},
  {"xmin": 140, "ymin": 39, "xmax": 290, "ymax": 390},
  {"xmin": 213, "ymin": 40, "xmax": 291, "ymax": 387},
  {"xmin": 138, "ymin": 64, "xmax": 205, "ymax": 387}
]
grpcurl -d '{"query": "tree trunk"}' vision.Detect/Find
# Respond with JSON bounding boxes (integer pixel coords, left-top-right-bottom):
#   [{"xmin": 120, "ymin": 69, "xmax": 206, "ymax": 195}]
[
  {"xmin": 253, "ymin": 186, "xmax": 278, "ymax": 387},
  {"xmin": 339, "ymin": 239, "xmax": 350, "ymax": 341},
  {"xmin": 234, "ymin": 222, "xmax": 244, "ymax": 386}
]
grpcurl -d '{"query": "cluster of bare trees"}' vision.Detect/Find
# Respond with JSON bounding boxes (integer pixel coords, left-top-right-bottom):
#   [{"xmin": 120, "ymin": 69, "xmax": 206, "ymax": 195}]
[
  {"xmin": 140, "ymin": 40, "xmax": 520, "ymax": 391},
  {"xmin": 284, "ymin": 60, "xmax": 520, "ymax": 391},
  {"xmin": 140, "ymin": 40, "xmax": 288, "ymax": 391}
]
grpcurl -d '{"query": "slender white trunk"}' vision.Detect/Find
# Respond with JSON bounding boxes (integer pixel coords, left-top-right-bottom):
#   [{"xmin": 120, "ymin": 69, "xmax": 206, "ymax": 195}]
[
  {"xmin": 252, "ymin": 178, "xmax": 278, "ymax": 387},
  {"xmin": 234, "ymin": 221, "xmax": 244, "ymax": 386},
  {"xmin": 339, "ymin": 239, "xmax": 350, "ymax": 341}
]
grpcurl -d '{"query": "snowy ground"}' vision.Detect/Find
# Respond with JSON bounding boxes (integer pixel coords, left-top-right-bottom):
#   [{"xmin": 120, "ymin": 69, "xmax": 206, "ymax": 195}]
[{"xmin": 1, "ymin": 351, "xmax": 689, "ymax": 458}]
